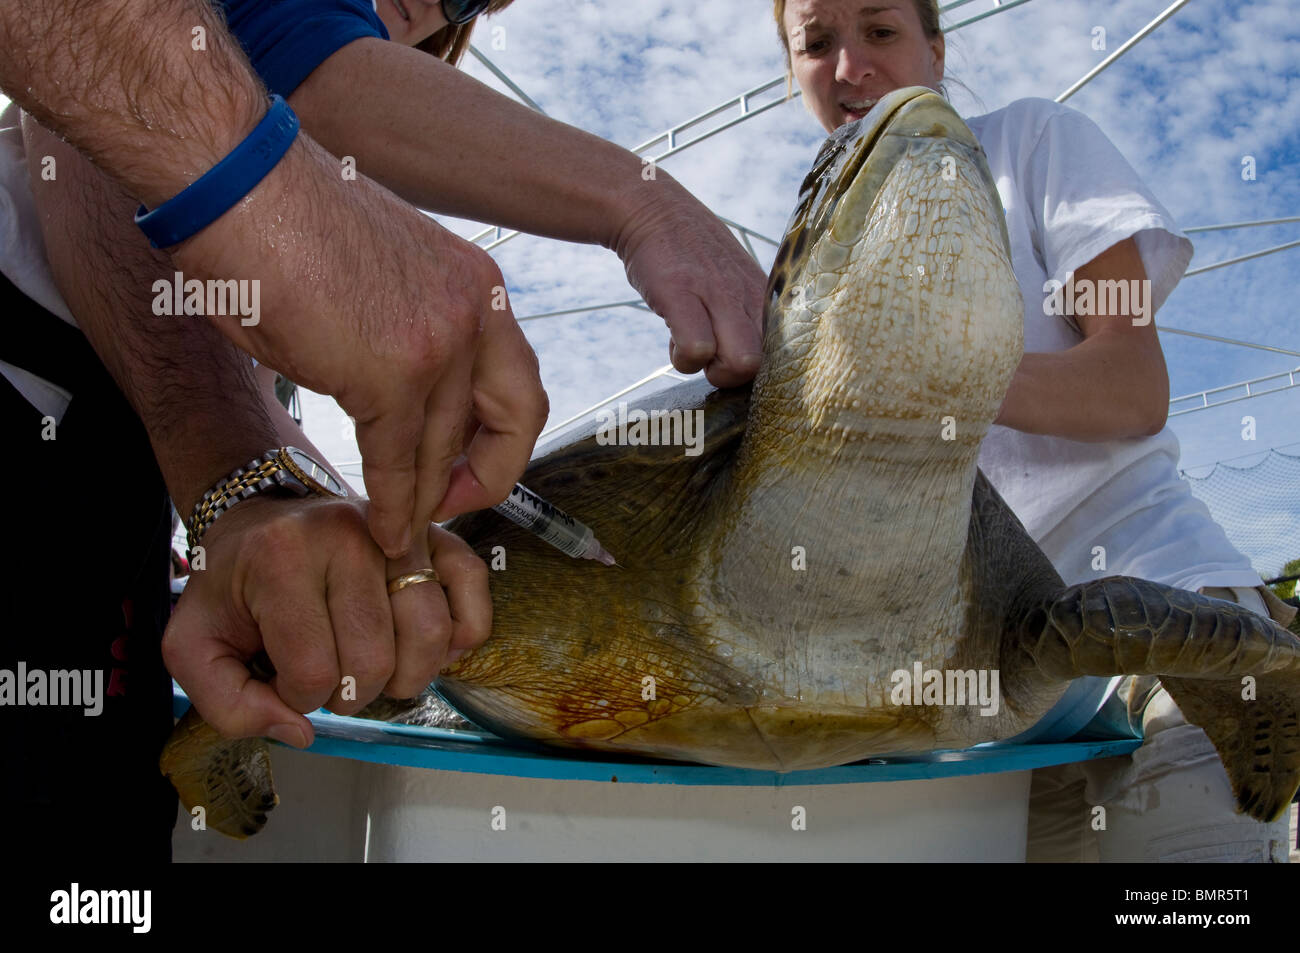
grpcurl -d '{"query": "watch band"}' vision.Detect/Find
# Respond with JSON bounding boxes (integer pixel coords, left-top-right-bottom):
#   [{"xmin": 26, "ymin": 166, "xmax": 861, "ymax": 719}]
[{"xmin": 186, "ymin": 448, "xmax": 345, "ymax": 554}]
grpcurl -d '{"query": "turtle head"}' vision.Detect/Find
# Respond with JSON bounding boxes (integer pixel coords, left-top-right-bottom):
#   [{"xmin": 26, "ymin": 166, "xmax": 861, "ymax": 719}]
[
  {"xmin": 759, "ymin": 86, "xmax": 1022, "ymax": 454},
  {"xmin": 767, "ymin": 87, "xmax": 941, "ymax": 312}
]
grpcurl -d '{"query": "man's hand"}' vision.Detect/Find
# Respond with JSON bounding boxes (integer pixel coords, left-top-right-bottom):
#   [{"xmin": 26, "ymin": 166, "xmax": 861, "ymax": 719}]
[
  {"xmin": 163, "ymin": 497, "xmax": 493, "ymax": 745},
  {"xmin": 169, "ymin": 134, "xmax": 548, "ymax": 557},
  {"xmin": 5, "ymin": 4, "xmax": 547, "ymax": 561},
  {"xmin": 24, "ymin": 96, "xmax": 501, "ymax": 742},
  {"xmin": 288, "ymin": 38, "xmax": 769, "ymax": 392},
  {"xmin": 420, "ymin": 522, "xmax": 492, "ymax": 668},
  {"xmin": 614, "ymin": 190, "xmax": 768, "ymax": 388}
]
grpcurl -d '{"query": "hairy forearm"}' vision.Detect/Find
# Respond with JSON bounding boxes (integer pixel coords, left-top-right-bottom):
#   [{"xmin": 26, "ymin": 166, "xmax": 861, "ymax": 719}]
[
  {"xmin": 0, "ymin": 0, "xmax": 265, "ymax": 207},
  {"xmin": 3, "ymin": 2, "xmax": 384, "ymax": 402},
  {"xmin": 24, "ymin": 116, "xmax": 280, "ymax": 517},
  {"xmin": 290, "ymin": 38, "xmax": 675, "ymax": 250},
  {"xmin": 994, "ymin": 335, "xmax": 1169, "ymax": 441}
]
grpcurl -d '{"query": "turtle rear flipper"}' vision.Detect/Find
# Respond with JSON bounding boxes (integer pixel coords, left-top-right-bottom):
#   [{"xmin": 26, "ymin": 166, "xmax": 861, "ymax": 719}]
[
  {"xmin": 1156, "ymin": 673, "xmax": 1298, "ymax": 822},
  {"xmin": 1015, "ymin": 577, "xmax": 1300, "ymax": 823},
  {"xmin": 159, "ymin": 707, "xmax": 278, "ymax": 839}
]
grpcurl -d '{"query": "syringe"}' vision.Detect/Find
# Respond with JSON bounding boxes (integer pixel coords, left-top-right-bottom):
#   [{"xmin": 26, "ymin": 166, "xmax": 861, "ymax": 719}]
[{"xmin": 492, "ymin": 483, "xmax": 617, "ymax": 566}]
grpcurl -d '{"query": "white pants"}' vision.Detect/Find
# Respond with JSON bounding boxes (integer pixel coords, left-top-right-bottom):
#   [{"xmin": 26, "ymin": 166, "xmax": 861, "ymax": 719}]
[{"xmin": 1026, "ymin": 586, "xmax": 1297, "ymax": 863}]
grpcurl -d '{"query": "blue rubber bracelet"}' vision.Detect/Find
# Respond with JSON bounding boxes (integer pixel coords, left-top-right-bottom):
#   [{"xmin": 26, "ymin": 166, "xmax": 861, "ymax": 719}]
[{"xmin": 134, "ymin": 94, "xmax": 300, "ymax": 249}]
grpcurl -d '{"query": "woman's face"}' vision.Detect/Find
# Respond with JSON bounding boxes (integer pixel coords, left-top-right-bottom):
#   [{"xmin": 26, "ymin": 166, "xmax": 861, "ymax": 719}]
[
  {"xmin": 784, "ymin": 1, "xmax": 945, "ymax": 134},
  {"xmin": 374, "ymin": 0, "xmax": 450, "ymax": 47}
]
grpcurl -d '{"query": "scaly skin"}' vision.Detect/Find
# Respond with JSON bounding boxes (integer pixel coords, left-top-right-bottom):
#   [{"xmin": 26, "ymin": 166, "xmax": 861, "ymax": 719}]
[
  {"xmin": 1015, "ymin": 578, "xmax": 1300, "ymax": 822},
  {"xmin": 162, "ymin": 88, "xmax": 1300, "ymax": 835},
  {"xmin": 439, "ymin": 89, "xmax": 1038, "ymax": 767},
  {"xmin": 700, "ymin": 92, "xmax": 1027, "ymax": 758}
]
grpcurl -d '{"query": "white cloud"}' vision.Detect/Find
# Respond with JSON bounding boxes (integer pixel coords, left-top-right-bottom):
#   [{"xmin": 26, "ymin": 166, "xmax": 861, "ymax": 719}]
[{"xmin": 310, "ymin": 0, "xmax": 1299, "ymax": 503}]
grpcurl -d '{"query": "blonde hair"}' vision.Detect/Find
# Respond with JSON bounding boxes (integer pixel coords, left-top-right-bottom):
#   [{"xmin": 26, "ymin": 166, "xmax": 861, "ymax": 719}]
[
  {"xmin": 773, "ymin": 0, "xmax": 945, "ymax": 97},
  {"xmin": 415, "ymin": 0, "xmax": 518, "ymax": 65}
]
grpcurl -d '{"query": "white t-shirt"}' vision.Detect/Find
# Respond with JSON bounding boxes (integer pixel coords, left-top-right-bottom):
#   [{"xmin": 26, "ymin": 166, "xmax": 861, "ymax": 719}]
[
  {"xmin": 965, "ymin": 98, "xmax": 1264, "ymax": 741},
  {"xmin": 0, "ymin": 101, "xmax": 76, "ymax": 420}
]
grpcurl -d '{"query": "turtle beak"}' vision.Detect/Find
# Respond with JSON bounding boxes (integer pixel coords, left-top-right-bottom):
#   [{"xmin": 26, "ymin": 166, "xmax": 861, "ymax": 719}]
[
  {"xmin": 766, "ymin": 85, "xmax": 1008, "ymax": 330},
  {"xmin": 760, "ymin": 83, "xmax": 1021, "ymax": 438},
  {"xmin": 766, "ymin": 86, "xmax": 950, "ymax": 317},
  {"xmin": 818, "ymin": 86, "xmax": 982, "ymax": 247}
]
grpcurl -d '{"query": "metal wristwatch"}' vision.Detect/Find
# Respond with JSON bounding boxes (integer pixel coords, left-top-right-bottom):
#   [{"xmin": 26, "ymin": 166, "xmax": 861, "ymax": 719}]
[{"xmin": 187, "ymin": 447, "xmax": 347, "ymax": 553}]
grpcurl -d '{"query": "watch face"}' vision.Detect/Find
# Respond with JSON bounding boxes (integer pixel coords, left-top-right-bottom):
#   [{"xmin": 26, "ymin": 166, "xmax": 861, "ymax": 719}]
[{"xmin": 283, "ymin": 447, "xmax": 347, "ymax": 498}]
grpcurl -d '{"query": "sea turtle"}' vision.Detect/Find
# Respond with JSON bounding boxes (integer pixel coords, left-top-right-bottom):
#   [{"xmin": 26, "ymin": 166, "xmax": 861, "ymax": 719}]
[{"xmin": 163, "ymin": 86, "xmax": 1300, "ymax": 838}]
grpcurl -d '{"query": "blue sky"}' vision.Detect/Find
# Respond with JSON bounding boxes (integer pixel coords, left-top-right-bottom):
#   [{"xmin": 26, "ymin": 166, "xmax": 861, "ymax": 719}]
[
  {"xmin": 7, "ymin": 0, "xmax": 1294, "ymax": 571},
  {"xmin": 335, "ymin": 0, "xmax": 1300, "ymax": 467},
  {"xmin": 328, "ymin": 0, "xmax": 1291, "ymax": 575}
]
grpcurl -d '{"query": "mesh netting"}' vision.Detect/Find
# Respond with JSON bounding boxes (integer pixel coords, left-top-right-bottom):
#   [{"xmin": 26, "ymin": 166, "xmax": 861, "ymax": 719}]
[{"xmin": 1180, "ymin": 444, "xmax": 1300, "ymax": 580}]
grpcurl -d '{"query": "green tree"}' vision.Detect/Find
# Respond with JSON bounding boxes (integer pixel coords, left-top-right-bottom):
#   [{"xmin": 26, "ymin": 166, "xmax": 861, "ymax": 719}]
[
  {"xmin": 1271, "ymin": 557, "xmax": 1300, "ymax": 601},
  {"xmin": 1269, "ymin": 558, "xmax": 1300, "ymax": 636}
]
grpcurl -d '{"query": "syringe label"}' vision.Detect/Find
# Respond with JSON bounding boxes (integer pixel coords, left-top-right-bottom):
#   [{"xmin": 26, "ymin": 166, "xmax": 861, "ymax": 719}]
[
  {"xmin": 496, "ymin": 487, "xmax": 588, "ymax": 557},
  {"xmin": 509, "ymin": 484, "xmax": 577, "ymax": 527},
  {"xmin": 496, "ymin": 496, "xmax": 550, "ymax": 534}
]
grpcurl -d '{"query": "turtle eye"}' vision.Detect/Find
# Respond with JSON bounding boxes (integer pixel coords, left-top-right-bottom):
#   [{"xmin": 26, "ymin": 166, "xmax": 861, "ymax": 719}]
[
  {"xmin": 790, "ymin": 227, "xmax": 809, "ymax": 263},
  {"xmin": 769, "ymin": 266, "xmax": 788, "ymax": 301},
  {"xmin": 772, "ymin": 235, "xmax": 792, "ymax": 272}
]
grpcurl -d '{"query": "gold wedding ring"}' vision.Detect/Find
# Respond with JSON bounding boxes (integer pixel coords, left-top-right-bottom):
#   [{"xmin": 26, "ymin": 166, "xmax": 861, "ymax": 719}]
[{"xmin": 387, "ymin": 568, "xmax": 441, "ymax": 595}]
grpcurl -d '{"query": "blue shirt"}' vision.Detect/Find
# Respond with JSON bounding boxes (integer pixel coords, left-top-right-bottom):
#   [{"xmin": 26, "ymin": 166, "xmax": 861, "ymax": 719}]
[{"xmin": 220, "ymin": 0, "xmax": 389, "ymax": 97}]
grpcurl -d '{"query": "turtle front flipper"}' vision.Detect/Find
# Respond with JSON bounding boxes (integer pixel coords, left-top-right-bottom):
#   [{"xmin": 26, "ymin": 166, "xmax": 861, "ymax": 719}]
[
  {"xmin": 159, "ymin": 707, "xmax": 278, "ymax": 839},
  {"xmin": 1014, "ymin": 577, "xmax": 1300, "ymax": 822}
]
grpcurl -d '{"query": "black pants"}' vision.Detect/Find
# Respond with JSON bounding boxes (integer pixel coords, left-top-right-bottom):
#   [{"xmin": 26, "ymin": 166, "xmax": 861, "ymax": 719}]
[{"xmin": 0, "ymin": 274, "xmax": 176, "ymax": 861}]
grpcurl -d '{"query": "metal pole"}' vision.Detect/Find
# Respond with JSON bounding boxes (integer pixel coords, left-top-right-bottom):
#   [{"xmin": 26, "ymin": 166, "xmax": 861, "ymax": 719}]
[
  {"xmin": 948, "ymin": 0, "xmax": 1037, "ymax": 31},
  {"xmin": 539, "ymin": 364, "xmax": 679, "ymax": 439},
  {"xmin": 1169, "ymin": 384, "xmax": 1300, "ymax": 416},
  {"xmin": 717, "ymin": 216, "xmax": 781, "ymax": 247},
  {"xmin": 467, "ymin": 0, "xmax": 1035, "ymax": 253},
  {"xmin": 1158, "ymin": 326, "xmax": 1300, "ymax": 359},
  {"xmin": 1184, "ymin": 239, "xmax": 1300, "ymax": 277},
  {"xmin": 1056, "ymin": 0, "xmax": 1192, "ymax": 103},
  {"xmin": 517, "ymin": 300, "xmax": 646, "ymax": 323},
  {"xmin": 1184, "ymin": 215, "xmax": 1300, "ymax": 234},
  {"xmin": 468, "ymin": 45, "xmax": 547, "ymax": 114}
]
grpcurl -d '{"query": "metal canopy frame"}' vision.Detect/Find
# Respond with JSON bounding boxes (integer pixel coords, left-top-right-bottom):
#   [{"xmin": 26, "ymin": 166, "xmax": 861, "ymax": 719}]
[
  {"xmin": 454, "ymin": 0, "xmax": 1296, "ymax": 430},
  {"xmin": 1170, "ymin": 366, "xmax": 1300, "ymax": 418}
]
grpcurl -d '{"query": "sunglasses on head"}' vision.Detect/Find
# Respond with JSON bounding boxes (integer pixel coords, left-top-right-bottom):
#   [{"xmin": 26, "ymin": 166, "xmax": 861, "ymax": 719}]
[{"xmin": 442, "ymin": 0, "xmax": 490, "ymax": 25}]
